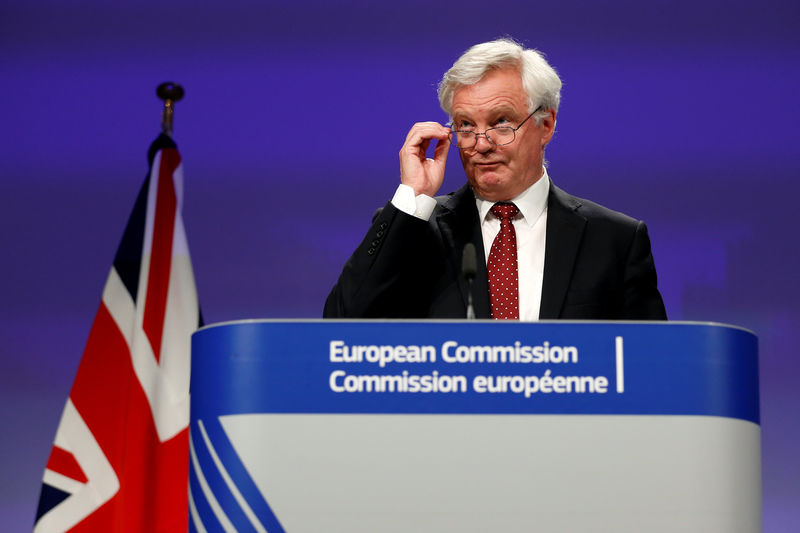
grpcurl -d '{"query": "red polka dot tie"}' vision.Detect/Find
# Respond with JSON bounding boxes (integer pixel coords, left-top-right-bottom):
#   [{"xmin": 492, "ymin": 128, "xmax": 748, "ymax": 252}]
[{"xmin": 488, "ymin": 203, "xmax": 520, "ymax": 320}]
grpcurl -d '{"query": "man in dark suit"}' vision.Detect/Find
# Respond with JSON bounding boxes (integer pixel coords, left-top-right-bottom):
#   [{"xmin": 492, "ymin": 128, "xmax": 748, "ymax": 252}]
[{"xmin": 324, "ymin": 39, "xmax": 666, "ymax": 320}]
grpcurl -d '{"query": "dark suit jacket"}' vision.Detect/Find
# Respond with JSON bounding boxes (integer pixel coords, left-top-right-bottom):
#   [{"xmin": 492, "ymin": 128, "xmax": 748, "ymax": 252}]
[{"xmin": 324, "ymin": 180, "xmax": 666, "ymax": 320}]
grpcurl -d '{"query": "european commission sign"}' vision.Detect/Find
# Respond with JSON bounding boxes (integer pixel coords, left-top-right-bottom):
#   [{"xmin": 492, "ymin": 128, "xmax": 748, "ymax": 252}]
[{"xmin": 189, "ymin": 320, "xmax": 760, "ymax": 533}]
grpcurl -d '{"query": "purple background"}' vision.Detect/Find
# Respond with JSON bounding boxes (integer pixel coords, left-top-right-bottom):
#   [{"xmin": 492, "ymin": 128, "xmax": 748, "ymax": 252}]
[{"xmin": 1, "ymin": 0, "xmax": 798, "ymax": 530}]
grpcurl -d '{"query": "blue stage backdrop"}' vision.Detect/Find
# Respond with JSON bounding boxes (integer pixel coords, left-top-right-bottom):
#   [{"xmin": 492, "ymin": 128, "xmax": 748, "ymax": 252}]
[{"xmin": 1, "ymin": 0, "xmax": 798, "ymax": 530}]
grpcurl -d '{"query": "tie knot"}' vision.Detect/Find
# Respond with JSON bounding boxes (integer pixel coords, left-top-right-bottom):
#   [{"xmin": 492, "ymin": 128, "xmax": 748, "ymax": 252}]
[{"xmin": 491, "ymin": 202, "xmax": 519, "ymax": 221}]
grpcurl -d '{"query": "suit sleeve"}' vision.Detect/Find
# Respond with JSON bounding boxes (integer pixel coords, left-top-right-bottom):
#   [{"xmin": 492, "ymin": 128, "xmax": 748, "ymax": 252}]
[
  {"xmin": 323, "ymin": 202, "xmax": 442, "ymax": 318},
  {"xmin": 621, "ymin": 221, "xmax": 668, "ymax": 320}
]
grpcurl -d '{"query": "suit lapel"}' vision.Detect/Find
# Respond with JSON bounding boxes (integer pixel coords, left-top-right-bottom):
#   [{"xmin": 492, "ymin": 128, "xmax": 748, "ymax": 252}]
[
  {"xmin": 436, "ymin": 184, "xmax": 491, "ymax": 318},
  {"xmin": 539, "ymin": 183, "xmax": 586, "ymax": 319}
]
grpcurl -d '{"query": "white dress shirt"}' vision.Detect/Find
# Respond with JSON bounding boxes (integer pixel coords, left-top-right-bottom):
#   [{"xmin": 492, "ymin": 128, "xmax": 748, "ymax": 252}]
[{"xmin": 391, "ymin": 168, "xmax": 550, "ymax": 321}]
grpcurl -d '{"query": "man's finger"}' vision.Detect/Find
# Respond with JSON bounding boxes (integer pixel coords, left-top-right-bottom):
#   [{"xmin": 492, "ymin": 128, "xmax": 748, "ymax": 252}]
[
  {"xmin": 432, "ymin": 136, "xmax": 451, "ymax": 164},
  {"xmin": 404, "ymin": 122, "xmax": 450, "ymax": 145}
]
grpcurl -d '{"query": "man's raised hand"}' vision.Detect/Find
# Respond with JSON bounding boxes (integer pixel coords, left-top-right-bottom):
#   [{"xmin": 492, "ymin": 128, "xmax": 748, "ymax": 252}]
[{"xmin": 399, "ymin": 122, "xmax": 451, "ymax": 197}]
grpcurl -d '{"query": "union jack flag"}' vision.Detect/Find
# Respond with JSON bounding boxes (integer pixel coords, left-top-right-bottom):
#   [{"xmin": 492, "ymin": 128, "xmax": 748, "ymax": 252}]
[{"xmin": 34, "ymin": 134, "xmax": 201, "ymax": 532}]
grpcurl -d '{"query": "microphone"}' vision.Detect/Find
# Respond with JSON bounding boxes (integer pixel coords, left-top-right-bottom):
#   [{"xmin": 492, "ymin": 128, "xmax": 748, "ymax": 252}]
[{"xmin": 462, "ymin": 243, "xmax": 477, "ymax": 319}]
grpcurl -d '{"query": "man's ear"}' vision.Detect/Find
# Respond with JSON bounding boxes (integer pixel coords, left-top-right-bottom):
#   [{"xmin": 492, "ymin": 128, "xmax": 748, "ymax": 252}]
[{"xmin": 541, "ymin": 109, "xmax": 557, "ymax": 146}]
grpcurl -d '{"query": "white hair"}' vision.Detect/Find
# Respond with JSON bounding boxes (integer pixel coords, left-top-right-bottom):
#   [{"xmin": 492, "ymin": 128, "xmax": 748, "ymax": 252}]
[{"xmin": 437, "ymin": 38, "xmax": 562, "ymax": 125}]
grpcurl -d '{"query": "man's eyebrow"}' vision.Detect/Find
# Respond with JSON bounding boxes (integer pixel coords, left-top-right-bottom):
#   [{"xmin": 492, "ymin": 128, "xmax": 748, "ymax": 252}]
[{"xmin": 452, "ymin": 105, "xmax": 521, "ymax": 122}]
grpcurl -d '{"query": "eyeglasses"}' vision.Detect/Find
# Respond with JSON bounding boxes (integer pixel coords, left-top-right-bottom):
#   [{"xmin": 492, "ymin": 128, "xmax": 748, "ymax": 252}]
[{"xmin": 449, "ymin": 106, "xmax": 542, "ymax": 150}]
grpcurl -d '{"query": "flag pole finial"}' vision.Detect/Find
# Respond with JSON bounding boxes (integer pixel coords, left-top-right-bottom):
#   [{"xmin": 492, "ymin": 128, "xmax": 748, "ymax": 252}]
[{"xmin": 157, "ymin": 82, "xmax": 184, "ymax": 137}]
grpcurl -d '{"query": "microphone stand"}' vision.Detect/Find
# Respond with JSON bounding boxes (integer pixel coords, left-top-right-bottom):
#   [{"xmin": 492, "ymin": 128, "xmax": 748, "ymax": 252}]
[{"xmin": 462, "ymin": 243, "xmax": 477, "ymax": 319}]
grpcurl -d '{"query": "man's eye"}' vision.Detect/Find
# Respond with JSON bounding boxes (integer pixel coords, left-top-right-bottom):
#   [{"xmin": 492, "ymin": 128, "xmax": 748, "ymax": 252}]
[
  {"xmin": 458, "ymin": 122, "xmax": 474, "ymax": 130},
  {"xmin": 495, "ymin": 117, "xmax": 509, "ymax": 125}
]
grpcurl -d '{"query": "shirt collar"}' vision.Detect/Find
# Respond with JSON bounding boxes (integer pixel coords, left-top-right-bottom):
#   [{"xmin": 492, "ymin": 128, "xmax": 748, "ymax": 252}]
[{"xmin": 475, "ymin": 167, "xmax": 550, "ymax": 228}]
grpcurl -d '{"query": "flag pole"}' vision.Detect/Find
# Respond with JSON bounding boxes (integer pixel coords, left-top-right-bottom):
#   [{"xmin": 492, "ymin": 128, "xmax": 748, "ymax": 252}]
[{"xmin": 156, "ymin": 82, "xmax": 184, "ymax": 137}]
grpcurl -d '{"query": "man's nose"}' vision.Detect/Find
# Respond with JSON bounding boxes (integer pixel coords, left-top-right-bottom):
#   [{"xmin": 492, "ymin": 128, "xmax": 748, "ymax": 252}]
[{"xmin": 474, "ymin": 133, "xmax": 494, "ymax": 153}]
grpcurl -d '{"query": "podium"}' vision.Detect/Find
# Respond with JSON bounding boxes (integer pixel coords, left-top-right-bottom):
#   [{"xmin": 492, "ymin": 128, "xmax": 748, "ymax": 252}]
[{"xmin": 189, "ymin": 320, "xmax": 760, "ymax": 532}]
